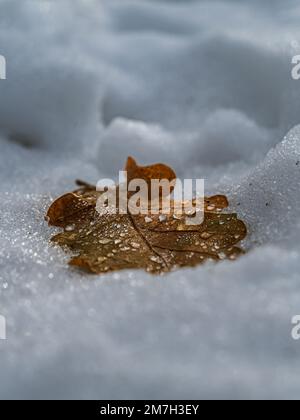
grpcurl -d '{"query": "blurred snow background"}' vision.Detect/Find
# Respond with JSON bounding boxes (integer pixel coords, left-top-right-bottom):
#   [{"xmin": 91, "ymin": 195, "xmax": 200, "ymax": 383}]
[{"xmin": 1, "ymin": 0, "xmax": 300, "ymax": 399}]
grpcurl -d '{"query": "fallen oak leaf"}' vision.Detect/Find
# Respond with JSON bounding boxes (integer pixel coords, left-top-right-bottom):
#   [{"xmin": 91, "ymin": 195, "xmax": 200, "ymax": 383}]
[{"xmin": 46, "ymin": 158, "xmax": 247, "ymax": 275}]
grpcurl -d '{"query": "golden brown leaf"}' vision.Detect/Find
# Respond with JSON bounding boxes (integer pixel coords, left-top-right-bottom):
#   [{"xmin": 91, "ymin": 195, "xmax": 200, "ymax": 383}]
[
  {"xmin": 125, "ymin": 156, "xmax": 176, "ymax": 188},
  {"xmin": 46, "ymin": 158, "xmax": 247, "ymax": 275},
  {"xmin": 125, "ymin": 156, "xmax": 177, "ymax": 201}
]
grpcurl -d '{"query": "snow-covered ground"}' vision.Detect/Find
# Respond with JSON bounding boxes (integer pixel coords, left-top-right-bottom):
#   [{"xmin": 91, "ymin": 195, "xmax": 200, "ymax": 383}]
[{"xmin": 1, "ymin": 0, "xmax": 300, "ymax": 399}]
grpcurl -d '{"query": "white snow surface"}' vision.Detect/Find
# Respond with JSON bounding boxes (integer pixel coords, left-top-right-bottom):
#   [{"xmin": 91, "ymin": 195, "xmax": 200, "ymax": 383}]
[{"xmin": 1, "ymin": 0, "xmax": 300, "ymax": 399}]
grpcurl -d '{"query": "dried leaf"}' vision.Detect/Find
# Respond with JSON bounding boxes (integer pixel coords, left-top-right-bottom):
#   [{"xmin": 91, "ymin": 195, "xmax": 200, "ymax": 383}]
[{"xmin": 46, "ymin": 158, "xmax": 247, "ymax": 275}]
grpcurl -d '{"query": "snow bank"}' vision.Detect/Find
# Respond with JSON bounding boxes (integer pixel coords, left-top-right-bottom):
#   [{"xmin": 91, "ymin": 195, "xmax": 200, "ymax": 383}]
[
  {"xmin": 232, "ymin": 125, "xmax": 300, "ymax": 246},
  {"xmin": 1, "ymin": 0, "xmax": 300, "ymax": 399}
]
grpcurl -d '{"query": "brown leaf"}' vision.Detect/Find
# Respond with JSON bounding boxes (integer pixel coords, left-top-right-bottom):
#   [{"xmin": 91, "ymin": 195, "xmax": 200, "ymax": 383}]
[
  {"xmin": 125, "ymin": 156, "xmax": 177, "ymax": 201},
  {"xmin": 46, "ymin": 158, "xmax": 247, "ymax": 275}
]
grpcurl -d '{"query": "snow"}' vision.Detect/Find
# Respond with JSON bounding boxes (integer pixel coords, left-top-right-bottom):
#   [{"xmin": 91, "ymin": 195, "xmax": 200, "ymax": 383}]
[{"xmin": 1, "ymin": 0, "xmax": 300, "ymax": 399}]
